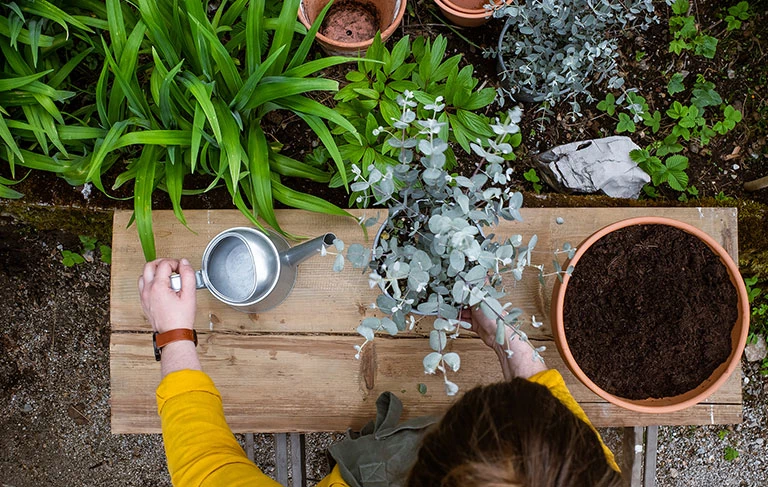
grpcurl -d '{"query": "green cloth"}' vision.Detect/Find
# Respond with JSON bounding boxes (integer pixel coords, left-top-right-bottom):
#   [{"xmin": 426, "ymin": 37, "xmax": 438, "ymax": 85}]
[{"xmin": 327, "ymin": 392, "xmax": 438, "ymax": 487}]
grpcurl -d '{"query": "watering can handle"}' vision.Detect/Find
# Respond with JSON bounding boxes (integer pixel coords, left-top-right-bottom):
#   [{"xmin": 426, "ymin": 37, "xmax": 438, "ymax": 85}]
[{"xmin": 169, "ymin": 270, "xmax": 206, "ymax": 292}]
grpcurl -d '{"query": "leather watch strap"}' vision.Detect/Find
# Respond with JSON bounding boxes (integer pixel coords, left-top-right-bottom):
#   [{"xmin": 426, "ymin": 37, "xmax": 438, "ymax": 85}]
[{"xmin": 153, "ymin": 329, "xmax": 198, "ymax": 361}]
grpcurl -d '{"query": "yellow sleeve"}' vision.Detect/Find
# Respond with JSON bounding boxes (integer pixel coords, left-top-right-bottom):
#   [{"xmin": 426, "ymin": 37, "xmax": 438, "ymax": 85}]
[
  {"xmin": 156, "ymin": 369, "xmax": 282, "ymax": 487},
  {"xmin": 315, "ymin": 465, "xmax": 350, "ymax": 487},
  {"xmin": 528, "ymin": 369, "xmax": 620, "ymax": 472}
]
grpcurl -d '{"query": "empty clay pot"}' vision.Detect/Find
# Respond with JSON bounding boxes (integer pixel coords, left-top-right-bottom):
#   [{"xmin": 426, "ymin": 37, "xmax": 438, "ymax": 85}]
[
  {"xmin": 298, "ymin": 0, "xmax": 406, "ymax": 56},
  {"xmin": 550, "ymin": 216, "xmax": 750, "ymax": 414},
  {"xmin": 433, "ymin": 0, "xmax": 501, "ymax": 28}
]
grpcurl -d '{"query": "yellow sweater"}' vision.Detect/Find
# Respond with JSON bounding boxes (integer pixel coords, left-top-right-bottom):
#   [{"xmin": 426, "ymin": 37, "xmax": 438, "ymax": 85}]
[{"xmin": 156, "ymin": 369, "xmax": 619, "ymax": 486}]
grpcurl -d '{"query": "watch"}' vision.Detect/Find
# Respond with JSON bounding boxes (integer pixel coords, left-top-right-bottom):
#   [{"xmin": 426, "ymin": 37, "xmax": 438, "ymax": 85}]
[{"xmin": 153, "ymin": 329, "xmax": 198, "ymax": 361}]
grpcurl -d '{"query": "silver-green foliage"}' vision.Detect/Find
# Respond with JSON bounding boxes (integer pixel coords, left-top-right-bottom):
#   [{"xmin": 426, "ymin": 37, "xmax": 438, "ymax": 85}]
[
  {"xmin": 490, "ymin": 0, "xmax": 657, "ymax": 114},
  {"xmin": 332, "ymin": 92, "xmax": 574, "ymax": 394}
]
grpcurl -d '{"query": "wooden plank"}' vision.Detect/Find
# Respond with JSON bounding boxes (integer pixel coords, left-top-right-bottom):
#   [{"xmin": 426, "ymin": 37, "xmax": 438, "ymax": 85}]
[
  {"xmin": 643, "ymin": 425, "xmax": 659, "ymax": 487},
  {"xmin": 110, "ymin": 333, "xmax": 742, "ymax": 433},
  {"xmin": 111, "ymin": 207, "xmax": 739, "ymax": 336},
  {"xmin": 275, "ymin": 434, "xmax": 288, "ymax": 486},
  {"xmin": 623, "ymin": 427, "xmax": 644, "ymax": 487}
]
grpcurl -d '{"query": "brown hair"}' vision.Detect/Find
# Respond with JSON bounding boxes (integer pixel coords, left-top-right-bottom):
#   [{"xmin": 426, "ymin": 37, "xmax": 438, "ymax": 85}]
[{"xmin": 406, "ymin": 379, "xmax": 622, "ymax": 487}]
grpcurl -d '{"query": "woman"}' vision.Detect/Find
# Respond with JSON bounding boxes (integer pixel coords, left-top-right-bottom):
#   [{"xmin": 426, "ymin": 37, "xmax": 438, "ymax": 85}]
[{"xmin": 140, "ymin": 258, "xmax": 620, "ymax": 487}]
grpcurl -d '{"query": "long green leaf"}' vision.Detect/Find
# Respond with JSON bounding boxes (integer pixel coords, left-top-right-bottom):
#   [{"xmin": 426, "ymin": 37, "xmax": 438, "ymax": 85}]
[
  {"xmin": 190, "ymin": 104, "xmax": 205, "ymax": 173},
  {"xmin": 220, "ymin": 0, "xmax": 249, "ymax": 26},
  {"xmin": 269, "ymin": 152, "xmax": 330, "ymax": 182},
  {"xmin": 277, "ymin": 95, "xmax": 358, "ymax": 142},
  {"xmin": 57, "ymin": 126, "xmax": 107, "ymax": 140},
  {"xmin": 283, "ymin": 109, "xmax": 348, "ymax": 188},
  {"xmin": 21, "ymin": 105, "xmax": 48, "ymax": 153},
  {"xmin": 243, "ymin": 77, "xmax": 338, "ymax": 111},
  {"xmin": 0, "ymin": 15, "xmax": 55, "ymax": 47},
  {"xmin": 230, "ymin": 45, "xmax": 285, "ymax": 112},
  {"xmin": 283, "ymin": 56, "xmax": 364, "ymax": 79},
  {"xmin": 21, "ymin": 0, "xmax": 94, "ymax": 34},
  {"xmin": 134, "ymin": 145, "xmax": 158, "ymax": 261},
  {"xmin": 114, "ymin": 130, "xmax": 192, "ymax": 149},
  {"xmin": 181, "ymin": 73, "xmax": 223, "ymax": 144},
  {"xmin": 214, "ymin": 100, "xmax": 244, "ymax": 197},
  {"xmin": 247, "ymin": 124, "xmax": 280, "ymax": 231},
  {"xmin": 12, "ymin": 149, "xmax": 69, "ymax": 172},
  {"xmin": 96, "ymin": 62, "xmax": 109, "ymax": 125},
  {"xmin": 0, "ymin": 71, "xmax": 52, "ymax": 92},
  {"xmin": 188, "ymin": 15, "xmax": 242, "ymax": 97},
  {"xmin": 0, "ymin": 182, "xmax": 23, "ymax": 199},
  {"xmin": 0, "ymin": 111, "xmax": 23, "ymax": 168},
  {"xmin": 106, "ymin": 0, "xmax": 126, "ymax": 61},
  {"xmin": 266, "ymin": 0, "xmax": 300, "ymax": 76},
  {"xmin": 136, "ymin": 0, "xmax": 178, "ymax": 66},
  {"xmin": 165, "ymin": 157, "xmax": 188, "ymax": 227},
  {"xmin": 48, "ymin": 47, "xmax": 95, "ymax": 89},
  {"xmin": 85, "ymin": 119, "xmax": 131, "ymax": 192},
  {"xmin": 271, "ymin": 175, "xmax": 352, "ymax": 217},
  {"xmin": 223, "ymin": 170, "xmax": 267, "ymax": 232},
  {"xmin": 246, "ymin": 0, "xmax": 264, "ymax": 75},
  {"xmin": 287, "ymin": 0, "xmax": 334, "ymax": 71}
]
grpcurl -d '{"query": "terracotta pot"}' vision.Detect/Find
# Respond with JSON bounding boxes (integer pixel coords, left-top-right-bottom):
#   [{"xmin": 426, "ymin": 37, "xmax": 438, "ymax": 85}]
[
  {"xmin": 550, "ymin": 216, "xmax": 750, "ymax": 414},
  {"xmin": 298, "ymin": 0, "xmax": 406, "ymax": 56},
  {"xmin": 433, "ymin": 0, "xmax": 500, "ymax": 27}
]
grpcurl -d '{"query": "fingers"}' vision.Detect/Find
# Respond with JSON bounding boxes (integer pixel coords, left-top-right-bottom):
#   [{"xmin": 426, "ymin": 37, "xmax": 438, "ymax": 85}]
[
  {"xmin": 178, "ymin": 258, "xmax": 196, "ymax": 298},
  {"xmin": 138, "ymin": 275, "xmax": 145, "ymax": 294},
  {"xmin": 143, "ymin": 259, "xmax": 162, "ymax": 286}
]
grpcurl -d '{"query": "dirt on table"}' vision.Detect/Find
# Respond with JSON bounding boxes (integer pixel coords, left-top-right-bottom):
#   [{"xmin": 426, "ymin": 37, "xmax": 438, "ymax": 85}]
[{"xmin": 563, "ymin": 224, "xmax": 737, "ymax": 399}]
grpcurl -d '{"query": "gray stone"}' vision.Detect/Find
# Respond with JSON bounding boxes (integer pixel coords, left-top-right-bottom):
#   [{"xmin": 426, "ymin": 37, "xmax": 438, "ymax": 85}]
[
  {"xmin": 535, "ymin": 136, "xmax": 650, "ymax": 199},
  {"xmin": 744, "ymin": 335, "xmax": 767, "ymax": 362}
]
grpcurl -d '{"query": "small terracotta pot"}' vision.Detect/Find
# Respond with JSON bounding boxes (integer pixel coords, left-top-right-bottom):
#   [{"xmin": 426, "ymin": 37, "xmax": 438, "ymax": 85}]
[
  {"xmin": 298, "ymin": 0, "xmax": 406, "ymax": 56},
  {"xmin": 433, "ymin": 0, "xmax": 499, "ymax": 27},
  {"xmin": 551, "ymin": 216, "xmax": 750, "ymax": 414}
]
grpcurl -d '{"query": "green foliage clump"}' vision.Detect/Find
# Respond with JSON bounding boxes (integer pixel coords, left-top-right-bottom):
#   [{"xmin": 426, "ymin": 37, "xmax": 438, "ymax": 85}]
[
  {"xmin": 668, "ymin": 0, "xmax": 718, "ymax": 58},
  {"xmin": 327, "ymin": 34, "xmax": 498, "ymax": 205}
]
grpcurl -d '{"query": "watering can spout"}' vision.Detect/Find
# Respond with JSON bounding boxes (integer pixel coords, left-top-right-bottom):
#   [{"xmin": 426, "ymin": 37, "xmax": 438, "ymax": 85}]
[{"xmin": 281, "ymin": 233, "xmax": 337, "ymax": 268}]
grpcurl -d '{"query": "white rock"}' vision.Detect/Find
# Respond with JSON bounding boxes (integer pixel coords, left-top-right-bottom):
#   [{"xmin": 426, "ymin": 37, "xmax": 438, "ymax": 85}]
[
  {"xmin": 536, "ymin": 136, "xmax": 650, "ymax": 199},
  {"xmin": 744, "ymin": 335, "xmax": 767, "ymax": 362}
]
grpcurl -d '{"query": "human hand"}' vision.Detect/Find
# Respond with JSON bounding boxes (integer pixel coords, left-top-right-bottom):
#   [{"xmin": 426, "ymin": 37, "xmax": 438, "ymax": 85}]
[
  {"xmin": 460, "ymin": 306, "xmax": 510, "ymax": 350},
  {"xmin": 138, "ymin": 258, "xmax": 197, "ymax": 334}
]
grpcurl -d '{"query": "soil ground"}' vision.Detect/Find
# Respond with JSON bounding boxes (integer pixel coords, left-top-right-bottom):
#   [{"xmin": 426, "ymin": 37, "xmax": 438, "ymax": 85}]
[{"xmin": 2, "ymin": 0, "xmax": 768, "ymax": 485}]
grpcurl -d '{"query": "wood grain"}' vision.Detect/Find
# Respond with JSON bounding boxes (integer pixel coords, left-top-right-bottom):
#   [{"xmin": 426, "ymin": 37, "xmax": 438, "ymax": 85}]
[
  {"xmin": 110, "ymin": 208, "xmax": 743, "ymax": 433},
  {"xmin": 110, "ymin": 333, "xmax": 742, "ymax": 433}
]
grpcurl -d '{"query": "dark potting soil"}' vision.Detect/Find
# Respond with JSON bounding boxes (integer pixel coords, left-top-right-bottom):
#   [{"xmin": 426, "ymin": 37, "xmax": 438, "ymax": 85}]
[
  {"xmin": 562, "ymin": 224, "xmax": 737, "ymax": 400},
  {"xmin": 320, "ymin": 1, "xmax": 379, "ymax": 44}
]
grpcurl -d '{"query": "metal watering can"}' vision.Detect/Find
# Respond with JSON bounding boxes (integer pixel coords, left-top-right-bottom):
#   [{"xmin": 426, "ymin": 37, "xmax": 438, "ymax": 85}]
[{"xmin": 170, "ymin": 227, "xmax": 336, "ymax": 313}]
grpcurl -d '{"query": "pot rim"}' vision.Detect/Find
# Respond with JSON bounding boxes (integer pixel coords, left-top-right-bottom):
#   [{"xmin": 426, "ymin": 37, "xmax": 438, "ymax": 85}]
[
  {"xmin": 551, "ymin": 216, "xmax": 750, "ymax": 414},
  {"xmin": 433, "ymin": 0, "xmax": 495, "ymax": 20},
  {"xmin": 438, "ymin": 0, "xmax": 504, "ymax": 16},
  {"xmin": 298, "ymin": 0, "xmax": 406, "ymax": 50}
]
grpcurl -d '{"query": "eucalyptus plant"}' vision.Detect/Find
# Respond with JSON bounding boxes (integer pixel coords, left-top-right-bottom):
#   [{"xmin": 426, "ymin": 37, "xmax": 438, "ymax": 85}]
[
  {"xmin": 331, "ymin": 92, "xmax": 574, "ymax": 395},
  {"xmin": 489, "ymin": 0, "xmax": 658, "ymax": 115}
]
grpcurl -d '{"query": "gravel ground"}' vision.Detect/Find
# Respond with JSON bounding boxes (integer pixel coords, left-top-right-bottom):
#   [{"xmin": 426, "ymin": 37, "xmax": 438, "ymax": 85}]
[{"xmin": 1, "ymin": 213, "xmax": 766, "ymax": 486}]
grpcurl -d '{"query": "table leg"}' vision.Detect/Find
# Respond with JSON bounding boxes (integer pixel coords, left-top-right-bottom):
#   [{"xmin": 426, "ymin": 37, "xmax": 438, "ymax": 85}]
[
  {"xmin": 290, "ymin": 433, "xmax": 306, "ymax": 487},
  {"xmin": 276, "ymin": 433, "xmax": 289, "ymax": 485},
  {"xmin": 622, "ymin": 426, "xmax": 659, "ymax": 487},
  {"xmin": 245, "ymin": 432, "xmax": 255, "ymax": 462},
  {"xmin": 643, "ymin": 425, "xmax": 659, "ymax": 487},
  {"xmin": 623, "ymin": 427, "xmax": 644, "ymax": 487}
]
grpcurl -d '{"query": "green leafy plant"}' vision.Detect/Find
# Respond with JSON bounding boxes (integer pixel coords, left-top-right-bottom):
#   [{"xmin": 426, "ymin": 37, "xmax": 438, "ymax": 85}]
[
  {"xmin": 725, "ymin": 1, "xmax": 751, "ymax": 31},
  {"xmin": 668, "ymin": 0, "xmax": 718, "ymax": 58},
  {"xmin": 0, "ymin": 0, "xmax": 107, "ymax": 198},
  {"xmin": 523, "ymin": 168, "xmax": 542, "ymax": 193},
  {"xmin": 717, "ymin": 429, "xmax": 728, "ymax": 440},
  {"xmin": 598, "ymin": 71, "xmax": 741, "ymax": 197},
  {"xmin": 745, "ymin": 276, "xmax": 768, "ymax": 376},
  {"xmin": 61, "ymin": 249, "xmax": 85, "ymax": 267},
  {"xmin": 332, "ymin": 94, "xmax": 572, "ymax": 395},
  {"xmin": 90, "ymin": 0, "xmax": 362, "ymax": 260},
  {"xmin": 328, "ymin": 34, "xmax": 497, "ymax": 204},
  {"xmin": 723, "ymin": 446, "xmax": 739, "ymax": 461},
  {"xmin": 60, "ymin": 235, "xmax": 111, "ymax": 266}
]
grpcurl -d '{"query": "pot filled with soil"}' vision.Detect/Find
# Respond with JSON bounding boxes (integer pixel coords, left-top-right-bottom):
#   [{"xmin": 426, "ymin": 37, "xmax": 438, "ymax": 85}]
[
  {"xmin": 299, "ymin": 0, "xmax": 406, "ymax": 56},
  {"xmin": 433, "ymin": 0, "xmax": 501, "ymax": 27},
  {"xmin": 551, "ymin": 217, "xmax": 750, "ymax": 413}
]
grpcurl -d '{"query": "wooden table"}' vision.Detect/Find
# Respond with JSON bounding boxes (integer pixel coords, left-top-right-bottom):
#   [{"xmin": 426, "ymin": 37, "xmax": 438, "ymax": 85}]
[
  {"xmin": 110, "ymin": 208, "xmax": 743, "ymax": 483},
  {"xmin": 110, "ymin": 207, "xmax": 743, "ymax": 432}
]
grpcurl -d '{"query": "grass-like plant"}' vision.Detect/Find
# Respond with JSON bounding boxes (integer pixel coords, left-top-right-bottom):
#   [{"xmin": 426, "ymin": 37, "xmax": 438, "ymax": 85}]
[
  {"xmin": 92, "ymin": 0, "xmax": 359, "ymax": 260},
  {"xmin": 0, "ymin": 0, "xmax": 107, "ymax": 197}
]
